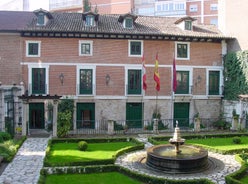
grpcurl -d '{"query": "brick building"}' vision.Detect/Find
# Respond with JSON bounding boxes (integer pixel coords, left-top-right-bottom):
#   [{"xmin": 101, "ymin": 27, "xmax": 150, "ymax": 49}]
[{"xmin": 0, "ymin": 9, "xmax": 232, "ymax": 136}]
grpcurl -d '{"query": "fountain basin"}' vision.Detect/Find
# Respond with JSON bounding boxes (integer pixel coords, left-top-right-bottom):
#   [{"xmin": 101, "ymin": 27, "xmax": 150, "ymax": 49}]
[{"xmin": 146, "ymin": 144, "xmax": 208, "ymax": 172}]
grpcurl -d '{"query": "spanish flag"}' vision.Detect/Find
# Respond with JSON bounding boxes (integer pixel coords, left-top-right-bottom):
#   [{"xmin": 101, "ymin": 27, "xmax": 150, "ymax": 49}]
[{"xmin": 154, "ymin": 53, "xmax": 160, "ymax": 91}]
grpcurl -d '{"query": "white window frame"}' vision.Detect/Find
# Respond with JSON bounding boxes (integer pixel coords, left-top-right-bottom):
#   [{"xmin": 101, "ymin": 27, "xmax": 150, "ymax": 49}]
[
  {"xmin": 26, "ymin": 41, "xmax": 41, "ymax": 57},
  {"xmin": 128, "ymin": 40, "xmax": 143, "ymax": 57},
  {"xmin": 210, "ymin": 4, "xmax": 218, "ymax": 11},
  {"xmin": 125, "ymin": 65, "xmax": 142, "ymax": 96},
  {"xmin": 175, "ymin": 42, "xmax": 190, "ymax": 60},
  {"xmin": 77, "ymin": 65, "xmax": 96, "ymax": 96},
  {"xmin": 85, "ymin": 15, "xmax": 95, "ymax": 26},
  {"xmin": 189, "ymin": 4, "xmax": 197, "ymax": 12},
  {"xmin": 206, "ymin": 68, "xmax": 223, "ymax": 96},
  {"xmin": 28, "ymin": 64, "xmax": 49, "ymax": 95},
  {"xmin": 174, "ymin": 66, "xmax": 193, "ymax": 95},
  {"xmin": 79, "ymin": 40, "xmax": 93, "ymax": 56},
  {"xmin": 124, "ymin": 17, "xmax": 133, "ymax": 29}
]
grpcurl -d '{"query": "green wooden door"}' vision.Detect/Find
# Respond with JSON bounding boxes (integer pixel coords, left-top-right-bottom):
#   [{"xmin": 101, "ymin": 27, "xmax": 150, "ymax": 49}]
[
  {"xmin": 77, "ymin": 103, "xmax": 95, "ymax": 128},
  {"xmin": 29, "ymin": 103, "xmax": 44, "ymax": 129},
  {"xmin": 173, "ymin": 103, "xmax": 189, "ymax": 127},
  {"xmin": 126, "ymin": 103, "xmax": 142, "ymax": 128}
]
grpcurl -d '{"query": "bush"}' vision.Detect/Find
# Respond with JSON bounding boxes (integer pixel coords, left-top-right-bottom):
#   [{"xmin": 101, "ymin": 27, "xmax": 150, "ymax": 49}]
[
  {"xmin": 0, "ymin": 132, "xmax": 11, "ymax": 143},
  {"xmin": 233, "ymin": 137, "xmax": 241, "ymax": 144},
  {"xmin": 57, "ymin": 111, "xmax": 72, "ymax": 138},
  {"xmin": 78, "ymin": 141, "xmax": 88, "ymax": 151}
]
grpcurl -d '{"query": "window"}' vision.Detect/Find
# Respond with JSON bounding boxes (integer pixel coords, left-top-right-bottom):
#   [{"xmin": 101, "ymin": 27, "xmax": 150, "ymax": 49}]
[
  {"xmin": 129, "ymin": 40, "xmax": 143, "ymax": 57},
  {"xmin": 174, "ymin": 2, "xmax": 185, "ymax": 10},
  {"xmin": 79, "ymin": 69, "xmax": 93, "ymax": 94},
  {"xmin": 175, "ymin": 71, "xmax": 189, "ymax": 94},
  {"xmin": 85, "ymin": 15, "xmax": 95, "ymax": 26},
  {"xmin": 37, "ymin": 13, "xmax": 45, "ymax": 25},
  {"xmin": 79, "ymin": 40, "xmax": 93, "ymax": 56},
  {"xmin": 210, "ymin": 4, "xmax": 218, "ymax": 11},
  {"xmin": 26, "ymin": 41, "xmax": 41, "ymax": 57},
  {"xmin": 125, "ymin": 18, "xmax": 133, "ymax": 28},
  {"xmin": 209, "ymin": 71, "xmax": 220, "ymax": 95},
  {"xmin": 32, "ymin": 68, "xmax": 46, "ymax": 94},
  {"xmin": 128, "ymin": 70, "xmax": 141, "ymax": 95},
  {"xmin": 189, "ymin": 4, "xmax": 197, "ymax": 12},
  {"xmin": 210, "ymin": 18, "xmax": 218, "ymax": 26},
  {"xmin": 185, "ymin": 20, "xmax": 192, "ymax": 30},
  {"xmin": 176, "ymin": 42, "xmax": 189, "ymax": 60}
]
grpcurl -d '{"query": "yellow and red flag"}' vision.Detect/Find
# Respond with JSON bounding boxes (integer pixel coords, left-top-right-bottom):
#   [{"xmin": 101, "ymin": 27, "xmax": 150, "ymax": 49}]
[{"xmin": 154, "ymin": 53, "xmax": 160, "ymax": 91}]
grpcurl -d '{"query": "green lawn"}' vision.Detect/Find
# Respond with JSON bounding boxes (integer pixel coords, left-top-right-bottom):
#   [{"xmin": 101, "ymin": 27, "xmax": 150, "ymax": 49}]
[
  {"xmin": 45, "ymin": 172, "xmax": 142, "ymax": 184},
  {"xmin": 186, "ymin": 136, "xmax": 248, "ymax": 151},
  {"xmin": 240, "ymin": 174, "xmax": 248, "ymax": 183},
  {"xmin": 47, "ymin": 141, "xmax": 136, "ymax": 163}
]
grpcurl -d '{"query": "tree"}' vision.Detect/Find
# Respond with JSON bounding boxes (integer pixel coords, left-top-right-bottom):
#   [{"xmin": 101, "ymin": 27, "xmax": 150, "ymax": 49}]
[{"xmin": 83, "ymin": 0, "xmax": 92, "ymax": 12}]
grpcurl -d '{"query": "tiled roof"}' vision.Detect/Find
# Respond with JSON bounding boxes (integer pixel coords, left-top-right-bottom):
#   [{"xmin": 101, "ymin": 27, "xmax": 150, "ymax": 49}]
[
  {"xmin": 0, "ymin": 11, "xmax": 232, "ymax": 40},
  {"xmin": 0, "ymin": 11, "xmax": 34, "ymax": 32}
]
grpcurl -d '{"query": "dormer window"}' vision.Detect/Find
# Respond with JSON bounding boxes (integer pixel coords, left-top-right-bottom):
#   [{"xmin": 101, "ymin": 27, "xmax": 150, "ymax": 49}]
[
  {"xmin": 118, "ymin": 13, "xmax": 137, "ymax": 29},
  {"xmin": 86, "ymin": 15, "xmax": 95, "ymax": 26},
  {"xmin": 175, "ymin": 16, "xmax": 196, "ymax": 31},
  {"xmin": 33, "ymin": 9, "xmax": 53, "ymax": 26},
  {"xmin": 185, "ymin": 20, "xmax": 192, "ymax": 30},
  {"xmin": 125, "ymin": 17, "xmax": 133, "ymax": 28},
  {"xmin": 37, "ymin": 13, "xmax": 45, "ymax": 25},
  {"xmin": 82, "ymin": 12, "xmax": 99, "ymax": 27}
]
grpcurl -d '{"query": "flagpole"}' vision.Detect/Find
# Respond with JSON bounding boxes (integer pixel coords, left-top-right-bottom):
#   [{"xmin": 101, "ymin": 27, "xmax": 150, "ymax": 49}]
[{"xmin": 171, "ymin": 53, "xmax": 177, "ymax": 130}]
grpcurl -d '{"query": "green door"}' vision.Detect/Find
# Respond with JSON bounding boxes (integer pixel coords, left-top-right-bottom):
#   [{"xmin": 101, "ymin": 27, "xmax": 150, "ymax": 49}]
[
  {"xmin": 173, "ymin": 103, "xmax": 189, "ymax": 127},
  {"xmin": 29, "ymin": 103, "xmax": 44, "ymax": 129},
  {"xmin": 77, "ymin": 103, "xmax": 95, "ymax": 128},
  {"xmin": 126, "ymin": 103, "xmax": 142, "ymax": 128}
]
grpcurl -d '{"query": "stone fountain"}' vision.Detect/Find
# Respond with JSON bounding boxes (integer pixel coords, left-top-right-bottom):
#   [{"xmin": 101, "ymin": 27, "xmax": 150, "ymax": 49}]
[
  {"xmin": 146, "ymin": 121, "xmax": 209, "ymax": 173},
  {"xmin": 169, "ymin": 121, "xmax": 185, "ymax": 153}
]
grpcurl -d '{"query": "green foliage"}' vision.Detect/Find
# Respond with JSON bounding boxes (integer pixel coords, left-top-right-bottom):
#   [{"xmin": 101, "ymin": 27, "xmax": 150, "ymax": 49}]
[
  {"xmin": 0, "ymin": 132, "xmax": 11, "ymax": 143},
  {"xmin": 213, "ymin": 119, "xmax": 231, "ymax": 130},
  {"xmin": 233, "ymin": 137, "xmax": 241, "ymax": 144},
  {"xmin": 114, "ymin": 121, "xmax": 124, "ymax": 131},
  {"xmin": 58, "ymin": 99, "xmax": 74, "ymax": 114},
  {"xmin": 224, "ymin": 50, "xmax": 248, "ymax": 100},
  {"xmin": 57, "ymin": 111, "xmax": 72, "ymax": 138},
  {"xmin": 78, "ymin": 141, "xmax": 88, "ymax": 151},
  {"xmin": 83, "ymin": 0, "xmax": 92, "ymax": 12}
]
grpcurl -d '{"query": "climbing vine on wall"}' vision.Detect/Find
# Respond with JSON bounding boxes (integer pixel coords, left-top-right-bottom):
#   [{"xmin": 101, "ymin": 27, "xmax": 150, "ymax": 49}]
[{"xmin": 224, "ymin": 50, "xmax": 248, "ymax": 100}]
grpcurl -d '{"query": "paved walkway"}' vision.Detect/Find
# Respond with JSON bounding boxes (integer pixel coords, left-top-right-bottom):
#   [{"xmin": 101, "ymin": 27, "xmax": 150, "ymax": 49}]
[{"xmin": 0, "ymin": 137, "xmax": 50, "ymax": 184}]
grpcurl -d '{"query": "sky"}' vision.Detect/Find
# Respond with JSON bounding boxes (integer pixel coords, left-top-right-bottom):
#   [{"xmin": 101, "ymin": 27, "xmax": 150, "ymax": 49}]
[{"xmin": 0, "ymin": 0, "xmax": 49, "ymax": 11}]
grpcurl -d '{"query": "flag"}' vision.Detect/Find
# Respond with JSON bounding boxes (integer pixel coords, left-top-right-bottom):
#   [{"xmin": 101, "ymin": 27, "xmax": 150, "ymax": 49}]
[
  {"xmin": 154, "ymin": 53, "xmax": 160, "ymax": 91},
  {"xmin": 173, "ymin": 56, "xmax": 177, "ymax": 92},
  {"xmin": 142, "ymin": 55, "xmax": 147, "ymax": 90}
]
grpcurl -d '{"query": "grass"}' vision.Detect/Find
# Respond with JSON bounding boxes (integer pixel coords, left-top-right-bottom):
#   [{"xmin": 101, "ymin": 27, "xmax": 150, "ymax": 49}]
[
  {"xmin": 186, "ymin": 136, "xmax": 248, "ymax": 151},
  {"xmin": 156, "ymin": 136, "xmax": 248, "ymax": 152},
  {"xmin": 44, "ymin": 172, "xmax": 142, "ymax": 184},
  {"xmin": 239, "ymin": 174, "xmax": 248, "ymax": 183},
  {"xmin": 47, "ymin": 141, "xmax": 136, "ymax": 163}
]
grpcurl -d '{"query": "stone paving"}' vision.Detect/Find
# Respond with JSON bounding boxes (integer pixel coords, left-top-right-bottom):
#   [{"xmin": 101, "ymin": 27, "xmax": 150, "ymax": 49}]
[
  {"xmin": 115, "ymin": 136, "xmax": 241, "ymax": 184},
  {"xmin": 0, "ymin": 135, "xmax": 242, "ymax": 184},
  {"xmin": 0, "ymin": 137, "xmax": 50, "ymax": 184}
]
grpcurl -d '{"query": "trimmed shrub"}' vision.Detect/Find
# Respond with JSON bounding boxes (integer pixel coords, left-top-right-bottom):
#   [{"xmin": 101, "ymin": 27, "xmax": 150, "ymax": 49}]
[
  {"xmin": 78, "ymin": 141, "xmax": 88, "ymax": 151},
  {"xmin": 233, "ymin": 137, "xmax": 241, "ymax": 144}
]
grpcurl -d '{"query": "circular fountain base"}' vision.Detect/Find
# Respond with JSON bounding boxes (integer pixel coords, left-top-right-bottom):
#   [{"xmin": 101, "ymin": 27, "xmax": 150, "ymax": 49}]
[{"xmin": 146, "ymin": 144, "xmax": 208, "ymax": 173}]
